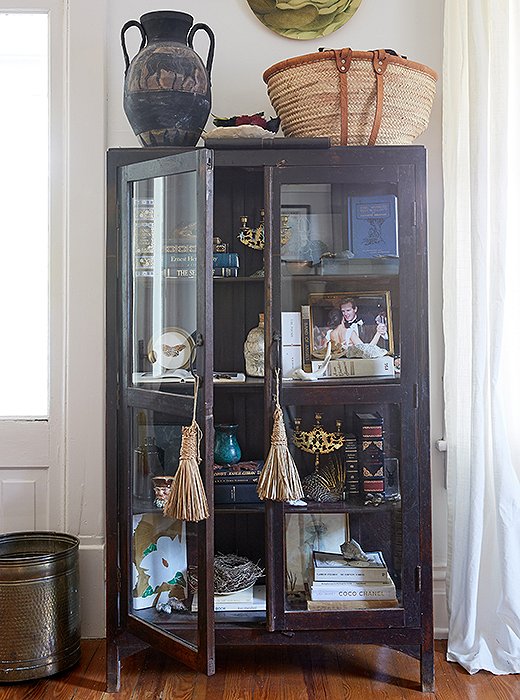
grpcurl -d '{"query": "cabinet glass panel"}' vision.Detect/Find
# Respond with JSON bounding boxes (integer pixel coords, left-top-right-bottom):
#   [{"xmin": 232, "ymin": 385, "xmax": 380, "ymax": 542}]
[
  {"xmin": 279, "ymin": 183, "xmax": 400, "ymax": 383},
  {"xmin": 131, "ymin": 172, "xmax": 198, "ymax": 386},
  {"xmin": 282, "ymin": 403, "xmax": 403, "ymax": 614},
  {"xmin": 211, "ymin": 164, "xmax": 265, "ymax": 381},
  {"xmin": 129, "ymin": 408, "xmax": 199, "ymax": 646}
]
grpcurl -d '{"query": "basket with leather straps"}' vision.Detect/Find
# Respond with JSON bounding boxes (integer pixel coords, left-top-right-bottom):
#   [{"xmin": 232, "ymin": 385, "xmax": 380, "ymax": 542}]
[{"xmin": 263, "ymin": 48, "xmax": 437, "ymax": 146}]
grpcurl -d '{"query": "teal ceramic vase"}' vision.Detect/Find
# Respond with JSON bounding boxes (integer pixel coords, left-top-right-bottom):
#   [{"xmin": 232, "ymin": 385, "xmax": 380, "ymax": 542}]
[{"xmin": 214, "ymin": 424, "xmax": 241, "ymax": 465}]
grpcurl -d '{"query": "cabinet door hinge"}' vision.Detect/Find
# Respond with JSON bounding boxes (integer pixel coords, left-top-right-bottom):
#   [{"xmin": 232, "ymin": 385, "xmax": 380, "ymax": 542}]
[
  {"xmin": 413, "ymin": 383, "xmax": 419, "ymax": 409},
  {"xmin": 412, "ymin": 201, "xmax": 417, "ymax": 227},
  {"xmin": 415, "ymin": 565, "xmax": 422, "ymax": 592}
]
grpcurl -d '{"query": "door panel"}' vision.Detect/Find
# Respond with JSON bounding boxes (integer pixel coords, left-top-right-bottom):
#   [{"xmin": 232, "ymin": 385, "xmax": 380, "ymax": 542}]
[{"xmin": 118, "ymin": 150, "xmax": 215, "ymax": 673}]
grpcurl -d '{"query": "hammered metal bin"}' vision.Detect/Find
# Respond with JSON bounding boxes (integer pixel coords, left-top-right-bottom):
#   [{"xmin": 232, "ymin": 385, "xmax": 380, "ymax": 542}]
[{"xmin": 0, "ymin": 531, "xmax": 81, "ymax": 682}]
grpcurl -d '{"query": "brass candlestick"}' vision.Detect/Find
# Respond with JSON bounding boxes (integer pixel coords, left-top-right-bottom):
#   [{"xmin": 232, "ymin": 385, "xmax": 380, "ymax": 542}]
[
  {"xmin": 237, "ymin": 210, "xmax": 291, "ymax": 250},
  {"xmin": 292, "ymin": 414, "xmax": 345, "ymax": 469}
]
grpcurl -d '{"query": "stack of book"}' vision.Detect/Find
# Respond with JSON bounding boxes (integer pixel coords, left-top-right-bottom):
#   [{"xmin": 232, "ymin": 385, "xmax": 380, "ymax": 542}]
[
  {"xmin": 192, "ymin": 585, "xmax": 266, "ymax": 612},
  {"xmin": 212, "ymin": 252, "xmax": 240, "ymax": 278},
  {"xmin": 307, "ymin": 550, "xmax": 398, "ymax": 610},
  {"xmin": 213, "ymin": 460, "xmax": 263, "ymax": 504},
  {"xmin": 164, "ymin": 248, "xmax": 241, "ymax": 278}
]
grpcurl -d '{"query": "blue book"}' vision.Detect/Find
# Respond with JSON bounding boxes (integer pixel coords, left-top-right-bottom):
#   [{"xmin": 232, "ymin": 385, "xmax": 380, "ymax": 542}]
[
  {"xmin": 213, "ymin": 252, "xmax": 239, "ymax": 268},
  {"xmin": 348, "ymin": 195, "xmax": 398, "ymax": 258}
]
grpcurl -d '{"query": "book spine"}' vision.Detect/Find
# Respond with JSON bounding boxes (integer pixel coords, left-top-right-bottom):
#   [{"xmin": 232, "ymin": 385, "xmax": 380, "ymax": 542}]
[
  {"xmin": 353, "ymin": 412, "xmax": 385, "ymax": 495},
  {"xmin": 165, "ymin": 244, "xmax": 196, "ymax": 254},
  {"xmin": 301, "ymin": 305, "xmax": 311, "ymax": 371},
  {"xmin": 307, "ymin": 599, "xmax": 398, "ymax": 611},
  {"xmin": 213, "ymin": 252, "xmax": 239, "ymax": 268},
  {"xmin": 309, "ymin": 583, "xmax": 396, "ymax": 601},
  {"xmin": 214, "ymin": 476, "xmax": 260, "ymax": 484},
  {"xmin": 344, "ymin": 434, "xmax": 359, "ymax": 494},
  {"xmin": 192, "ymin": 602, "xmax": 266, "ymax": 612},
  {"xmin": 164, "ymin": 253, "xmax": 197, "ymax": 266},
  {"xmin": 167, "ymin": 268, "xmax": 196, "ymax": 278},
  {"xmin": 310, "ymin": 357, "xmax": 395, "ymax": 378},
  {"xmin": 213, "ymin": 267, "xmax": 239, "ymax": 277},
  {"xmin": 312, "ymin": 569, "xmax": 389, "ymax": 582}
]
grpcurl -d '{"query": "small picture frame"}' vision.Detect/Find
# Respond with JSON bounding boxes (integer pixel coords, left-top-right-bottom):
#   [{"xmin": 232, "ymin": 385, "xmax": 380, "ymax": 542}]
[{"xmin": 309, "ymin": 291, "xmax": 394, "ymax": 357}]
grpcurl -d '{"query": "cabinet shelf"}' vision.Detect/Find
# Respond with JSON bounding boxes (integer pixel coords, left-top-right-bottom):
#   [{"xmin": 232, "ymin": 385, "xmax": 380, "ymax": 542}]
[
  {"xmin": 281, "ymin": 381, "xmax": 402, "ymax": 406},
  {"xmin": 214, "ymin": 503, "xmax": 264, "ymax": 514},
  {"xmin": 284, "ymin": 499, "xmax": 401, "ymax": 515}
]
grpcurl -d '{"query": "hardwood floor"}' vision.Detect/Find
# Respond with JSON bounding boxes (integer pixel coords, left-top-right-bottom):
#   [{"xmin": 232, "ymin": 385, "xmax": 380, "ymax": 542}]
[{"xmin": 0, "ymin": 640, "xmax": 518, "ymax": 699}]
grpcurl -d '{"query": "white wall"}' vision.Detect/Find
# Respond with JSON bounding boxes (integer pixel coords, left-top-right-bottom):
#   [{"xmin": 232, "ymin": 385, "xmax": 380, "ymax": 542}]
[{"xmin": 75, "ymin": 0, "xmax": 444, "ymax": 636}]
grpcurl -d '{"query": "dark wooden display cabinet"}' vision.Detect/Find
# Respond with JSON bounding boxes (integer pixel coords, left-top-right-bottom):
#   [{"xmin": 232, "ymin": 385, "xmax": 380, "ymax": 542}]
[{"xmin": 106, "ymin": 144, "xmax": 433, "ymax": 692}]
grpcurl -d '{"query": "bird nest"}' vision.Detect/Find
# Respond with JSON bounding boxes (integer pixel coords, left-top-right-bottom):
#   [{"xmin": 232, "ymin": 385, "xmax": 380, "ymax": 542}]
[{"xmin": 189, "ymin": 553, "xmax": 263, "ymax": 595}]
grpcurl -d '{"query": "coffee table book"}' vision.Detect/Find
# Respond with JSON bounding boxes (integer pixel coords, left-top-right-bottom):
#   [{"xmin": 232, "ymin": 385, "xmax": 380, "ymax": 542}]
[
  {"xmin": 307, "ymin": 597, "xmax": 399, "ymax": 611},
  {"xmin": 312, "ymin": 550, "xmax": 388, "ymax": 582},
  {"xmin": 192, "ymin": 585, "xmax": 266, "ymax": 612},
  {"xmin": 308, "ymin": 574, "xmax": 396, "ymax": 601}
]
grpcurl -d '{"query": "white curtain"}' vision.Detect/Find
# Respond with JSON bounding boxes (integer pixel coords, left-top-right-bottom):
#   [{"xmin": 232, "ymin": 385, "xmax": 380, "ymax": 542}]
[{"xmin": 443, "ymin": 0, "xmax": 520, "ymax": 674}]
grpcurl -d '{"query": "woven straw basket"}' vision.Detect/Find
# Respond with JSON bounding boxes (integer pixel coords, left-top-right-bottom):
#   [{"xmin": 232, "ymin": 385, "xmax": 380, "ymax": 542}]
[{"xmin": 263, "ymin": 48, "xmax": 437, "ymax": 146}]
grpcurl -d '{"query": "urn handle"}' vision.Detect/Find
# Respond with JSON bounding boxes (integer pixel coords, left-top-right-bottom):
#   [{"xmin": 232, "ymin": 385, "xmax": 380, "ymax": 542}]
[
  {"xmin": 121, "ymin": 20, "xmax": 147, "ymax": 76},
  {"xmin": 187, "ymin": 23, "xmax": 215, "ymax": 80}
]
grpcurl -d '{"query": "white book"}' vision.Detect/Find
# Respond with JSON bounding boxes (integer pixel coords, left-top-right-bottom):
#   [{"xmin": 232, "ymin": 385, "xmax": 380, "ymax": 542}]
[
  {"xmin": 281, "ymin": 311, "xmax": 302, "ymax": 346},
  {"xmin": 312, "ymin": 551, "xmax": 388, "ymax": 582},
  {"xmin": 215, "ymin": 585, "xmax": 254, "ymax": 603},
  {"xmin": 192, "ymin": 585, "xmax": 266, "ymax": 612},
  {"xmin": 309, "ymin": 576, "xmax": 396, "ymax": 601},
  {"xmin": 311, "ymin": 356, "xmax": 395, "ymax": 378}
]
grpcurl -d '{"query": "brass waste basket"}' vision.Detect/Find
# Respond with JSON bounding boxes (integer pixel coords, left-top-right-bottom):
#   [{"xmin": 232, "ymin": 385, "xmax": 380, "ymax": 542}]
[{"xmin": 0, "ymin": 531, "xmax": 81, "ymax": 682}]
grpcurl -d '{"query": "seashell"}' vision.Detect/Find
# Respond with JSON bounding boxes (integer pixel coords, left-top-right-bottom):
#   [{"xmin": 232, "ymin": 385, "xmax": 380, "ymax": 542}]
[{"xmin": 340, "ymin": 539, "xmax": 371, "ymax": 562}]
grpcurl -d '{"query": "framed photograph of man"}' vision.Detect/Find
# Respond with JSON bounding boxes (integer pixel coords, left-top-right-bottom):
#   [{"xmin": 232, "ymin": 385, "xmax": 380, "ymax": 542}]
[{"xmin": 308, "ymin": 291, "xmax": 394, "ymax": 358}]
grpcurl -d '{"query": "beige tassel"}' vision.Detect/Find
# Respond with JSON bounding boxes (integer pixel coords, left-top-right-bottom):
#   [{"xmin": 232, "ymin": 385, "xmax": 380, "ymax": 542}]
[
  {"xmin": 257, "ymin": 369, "xmax": 303, "ymax": 502},
  {"xmin": 163, "ymin": 376, "xmax": 209, "ymax": 522}
]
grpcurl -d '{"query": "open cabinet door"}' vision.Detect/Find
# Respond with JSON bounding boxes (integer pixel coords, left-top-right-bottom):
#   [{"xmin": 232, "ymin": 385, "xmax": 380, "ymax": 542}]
[{"xmin": 106, "ymin": 149, "xmax": 215, "ymax": 690}]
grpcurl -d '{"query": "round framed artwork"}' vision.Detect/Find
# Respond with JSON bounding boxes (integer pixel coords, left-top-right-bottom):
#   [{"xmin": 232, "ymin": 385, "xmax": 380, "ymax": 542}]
[
  {"xmin": 246, "ymin": 0, "xmax": 363, "ymax": 40},
  {"xmin": 147, "ymin": 327, "xmax": 196, "ymax": 371}
]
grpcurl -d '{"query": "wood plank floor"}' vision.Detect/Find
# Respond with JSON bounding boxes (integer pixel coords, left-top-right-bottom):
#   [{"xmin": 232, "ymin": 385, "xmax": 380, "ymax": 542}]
[{"xmin": 0, "ymin": 640, "xmax": 518, "ymax": 699}]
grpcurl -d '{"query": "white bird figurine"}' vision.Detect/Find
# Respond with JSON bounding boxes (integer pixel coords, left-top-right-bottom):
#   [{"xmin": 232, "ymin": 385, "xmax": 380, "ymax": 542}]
[{"xmin": 292, "ymin": 341, "xmax": 332, "ymax": 381}]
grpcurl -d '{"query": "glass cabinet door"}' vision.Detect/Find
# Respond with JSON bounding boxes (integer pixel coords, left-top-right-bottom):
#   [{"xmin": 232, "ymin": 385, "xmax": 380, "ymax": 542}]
[
  {"xmin": 119, "ymin": 150, "xmax": 215, "ymax": 673},
  {"xmin": 264, "ymin": 162, "xmax": 421, "ymax": 629}
]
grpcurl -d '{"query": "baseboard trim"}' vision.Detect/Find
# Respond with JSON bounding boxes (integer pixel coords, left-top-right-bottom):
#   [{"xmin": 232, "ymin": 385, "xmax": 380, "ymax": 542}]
[
  {"xmin": 79, "ymin": 542, "xmax": 105, "ymax": 638},
  {"xmin": 433, "ymin": 563, "xmax": 448, "ymax": 639}
]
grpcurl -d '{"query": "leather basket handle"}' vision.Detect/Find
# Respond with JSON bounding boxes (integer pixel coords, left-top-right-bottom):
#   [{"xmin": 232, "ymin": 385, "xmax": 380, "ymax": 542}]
[
  {"xmin": 368, "ymin": 49, "xmax": 389, "ymax": 146},
  {"xmin": 121, "ymin": 20, "xmax": 146, "ymax": 76},
  {"xmin": 332, "ymin": 48, "xmax": 353, "ymax": 146},
  {"xmin": 331, "ymin": 47, "xmax": 390, "ymax": 146}
]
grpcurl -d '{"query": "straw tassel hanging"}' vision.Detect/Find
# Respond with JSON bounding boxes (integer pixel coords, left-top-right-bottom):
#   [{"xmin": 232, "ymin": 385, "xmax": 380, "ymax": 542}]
[
  {"xmin": 163, "ymin": 376, "xmax": 209, "ymax": 522},
  {"xmin": 257, "ymin": 369, "xmax": 304, "ymax": 502}
]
